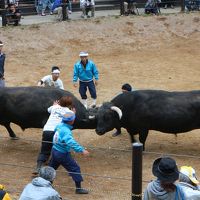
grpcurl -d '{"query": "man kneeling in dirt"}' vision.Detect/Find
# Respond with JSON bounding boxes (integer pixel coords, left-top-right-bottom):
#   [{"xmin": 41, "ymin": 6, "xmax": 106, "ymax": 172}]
[{"xmin": 80, "ymin": 0, "xmax": 95, "ymax": 18}]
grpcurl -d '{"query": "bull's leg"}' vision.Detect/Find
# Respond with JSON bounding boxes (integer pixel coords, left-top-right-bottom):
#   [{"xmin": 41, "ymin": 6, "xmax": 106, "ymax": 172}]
[
  {"xmin": 4, "ymin": 123, "xmax": 17, "ymax": 139},
  {"xmin": 139, "ymin": 129, "xmax": 149, "ymax": 150}
]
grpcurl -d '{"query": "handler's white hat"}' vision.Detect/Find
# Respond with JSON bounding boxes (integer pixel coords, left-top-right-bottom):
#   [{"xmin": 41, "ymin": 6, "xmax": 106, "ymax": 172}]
[
  {"xmin": 79, "ymin": 51, "xmax": 89, "ymax": 57},
  {"xmin": 52, "ymin": 69, "xmax": 60, "ymax": 74}
]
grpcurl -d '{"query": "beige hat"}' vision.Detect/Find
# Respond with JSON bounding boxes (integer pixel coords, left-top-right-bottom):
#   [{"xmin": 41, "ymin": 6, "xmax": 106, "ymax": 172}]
[{"xmin": 180, "ymin": 166, "xmax": 199, "ymax": 184}]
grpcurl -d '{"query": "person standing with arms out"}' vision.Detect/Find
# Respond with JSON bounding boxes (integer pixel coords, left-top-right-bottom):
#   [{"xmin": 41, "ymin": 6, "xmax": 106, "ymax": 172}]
[
  {"xmin": 73, "ymin": 52, "xmax": 99, "ymax": 109},
  {"xmin": 34, "ymin": 96, "xmax": 74, "ymax": 175},
  {"xmin": 49, "ymin": 111, "xmax": 89, "ymax": 194},
  {"xmin": 37, "ymin": 66, "xmax": 64, "ymax": 89},
  {"xmin": 0, "ymin": 41, "xmax": 6, "ymax": 87}
]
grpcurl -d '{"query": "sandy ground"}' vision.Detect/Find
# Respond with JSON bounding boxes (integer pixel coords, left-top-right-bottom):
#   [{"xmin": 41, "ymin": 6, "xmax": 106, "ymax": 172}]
[{"xmin": 0, "ymin": 13, "xmax": 200, "ymax": 199}]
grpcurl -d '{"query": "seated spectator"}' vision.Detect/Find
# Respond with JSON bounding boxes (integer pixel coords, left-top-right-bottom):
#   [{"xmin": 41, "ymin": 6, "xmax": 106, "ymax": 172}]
[
  {"xmin": 37, "ymin": 66, "xmax": 64, "ymax": 89},
  {"xmin": 144, "ymin": 157, "xmax": 185, "ymax": 200},
  {"xmin": 178, "ymin": 166, "xmax": 200, "ymax": 199},
  {"xmin": 6, "ymin": 3, "xmax": 21, "ymax": 26},
  {"xmin": 145, "ymin": 0, "xmax": 160, "ymax": 15},
  {"xmin": 51, "ymin": 0, "xmax": 69, "ymax": 21},
  {"xmin": 19, "ymin": 166, "xmax": 62, "ymax": 200},
  {"xmin": 80, "ymin": 0, "xmax": 95, "ymax": 18},
  {"xmin": 112, "ymin": 83, "xmax": 133, "ymax": 137},
  {"xmin": 124, "ymin": 0, "xmax": 137, "ymax": 15},
  {"xmin": 0, "ymin": 184, "xmax": 11, "ymax": 200}
]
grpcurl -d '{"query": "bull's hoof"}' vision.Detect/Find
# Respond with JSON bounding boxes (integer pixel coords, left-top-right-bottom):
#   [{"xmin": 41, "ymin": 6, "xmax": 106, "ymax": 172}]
[{"xmin": 10, "ymin": 136, "xmax": 19, "ymax": 140}]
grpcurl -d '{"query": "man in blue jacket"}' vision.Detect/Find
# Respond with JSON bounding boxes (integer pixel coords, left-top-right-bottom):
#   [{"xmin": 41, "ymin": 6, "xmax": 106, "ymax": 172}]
[
  {"xmin": 51, "ymin": 0, "xmax": 69, "ymax": 21},
  {"xmin": 73, "ymin": 51, "xmax": 99, "ymax": 109},
  {"xmin": 49, "ymin": 111, "xmax": 89, "ymax": 194}
]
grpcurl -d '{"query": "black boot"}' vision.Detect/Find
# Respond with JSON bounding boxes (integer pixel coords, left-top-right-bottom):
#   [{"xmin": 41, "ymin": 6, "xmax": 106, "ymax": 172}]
[{"xmin": 75, "ymin": 182, "xmax": 89, "ymax": 194}]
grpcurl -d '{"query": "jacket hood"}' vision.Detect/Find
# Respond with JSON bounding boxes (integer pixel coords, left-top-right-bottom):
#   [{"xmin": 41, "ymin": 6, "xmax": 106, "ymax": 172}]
[
  {"xmin": 32, "ymin": 177, "xmax": 52, "ymax": 187},
  {"xmin": 148, "ymin": 179, "xmax": 175, "ymax": 200}
]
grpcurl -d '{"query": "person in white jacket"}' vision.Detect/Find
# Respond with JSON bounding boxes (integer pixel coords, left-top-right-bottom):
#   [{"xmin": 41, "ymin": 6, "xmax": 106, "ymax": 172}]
[
  {"xmin": 33, "ymin": 96, "xmax": 74, "ymax": 175},
  {"xmin": 178, "ymin": 166, "xmax": 200, "ymax": 200},
  {"xmin": 20, "ymin": 166, "xmax": 62, "ymax": 200}
]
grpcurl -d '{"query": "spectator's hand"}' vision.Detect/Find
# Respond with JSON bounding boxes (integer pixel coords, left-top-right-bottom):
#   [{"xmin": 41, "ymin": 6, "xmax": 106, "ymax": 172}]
[
  {"xmin": 95, "ymin": 80, "xmax": 98, "ymax": 86},
  {"xmin": 73, "ymin": 82, "xmax": 78, "ymax": 87},
  {"xmin": 82, "ymin": 149, "xmax": 89, "ymax": 156}
]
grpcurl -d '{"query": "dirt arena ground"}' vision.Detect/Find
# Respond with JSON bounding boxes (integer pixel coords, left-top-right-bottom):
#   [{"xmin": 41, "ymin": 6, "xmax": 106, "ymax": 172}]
[{"xmin": 0, "ymin": 13, "xmax": 200, "ymax": 199}]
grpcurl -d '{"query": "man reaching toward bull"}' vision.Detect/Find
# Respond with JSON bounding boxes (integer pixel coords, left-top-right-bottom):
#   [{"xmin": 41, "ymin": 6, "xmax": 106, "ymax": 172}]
[{"xmin": 34, "ymin": 96, "xmax": 74, "ymax": 175}]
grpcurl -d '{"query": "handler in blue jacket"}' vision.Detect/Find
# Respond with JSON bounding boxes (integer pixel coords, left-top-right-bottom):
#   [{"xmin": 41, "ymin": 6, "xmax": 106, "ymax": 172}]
[
  {"xmin": 73, "ymin": 51, "xmax": 99, "ymax": 109},
  {"xmin": 49, "ymin": 111, "xmax": 89, "ymax": 194}
]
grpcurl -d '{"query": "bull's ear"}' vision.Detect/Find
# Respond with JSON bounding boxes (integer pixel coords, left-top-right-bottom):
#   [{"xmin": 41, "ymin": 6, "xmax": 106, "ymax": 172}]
[{"xmin": 111, "ymin": 106, "xmax": 122, "ymax": 119}]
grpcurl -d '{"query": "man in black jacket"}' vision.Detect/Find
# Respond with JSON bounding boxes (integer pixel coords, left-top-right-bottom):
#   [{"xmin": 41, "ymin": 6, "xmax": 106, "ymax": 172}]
[{"xmin": 0, "ymin": 41, "xmax": 5, "ymax": 87}]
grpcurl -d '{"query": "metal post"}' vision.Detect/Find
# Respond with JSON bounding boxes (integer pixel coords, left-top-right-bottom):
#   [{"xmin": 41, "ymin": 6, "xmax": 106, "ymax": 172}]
[
  {"xmin": 180, "ymin": 0, "xmax": 185, "ymax": 12},
  {"xmin": 62, "ymin": 1, "xmax": 67, "ymax": 21},
  {"xmin": 1, "ymin": 9, "xmax": 7, "ymax": 27},
  {"xmin": 132, "ymin": 143, "xmax": 143, "ymax": 200},
  {"xmin": 120, "ymin": 0, "xmax": 124, "ymax": 15}
]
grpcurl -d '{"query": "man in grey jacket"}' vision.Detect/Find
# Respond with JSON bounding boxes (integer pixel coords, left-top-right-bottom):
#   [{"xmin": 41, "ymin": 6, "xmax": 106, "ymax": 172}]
[{"xmin": 19, "ymin": 166, "xmax": 62, "ymax": 200}]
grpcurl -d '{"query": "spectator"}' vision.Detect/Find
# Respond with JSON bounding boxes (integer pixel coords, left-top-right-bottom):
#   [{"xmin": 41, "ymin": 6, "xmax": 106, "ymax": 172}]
[
  {"xmin": 51, "ymin": 0, "xmax": 69, "ymax": 21},
  {"xmin": 6, "ymin": 3, "xmax": 21, "ymax": 26},
  {"xmin": 41, "ymin": 0, "xmax": 53, "ymax": 16},
  {"xmin": 20, "ymin": 166, "xmax": 62, "ymax": 200},
  {"xmin": 49, "ymin": 111, "xmax": 89, "ymax": 194},
  {"xmin": 80, "ymin": 0, "xmax": 95, "ymax": 18},
  {"xmin": 0, "ymin": 184, "xmax": 11, "ymax": 200},
  {"xmin": 178, "ymin": 166, "xmax": 200, "ymax": 199},
  {"xmin": 123, "ymin": 0, "xmax": 137, "ymax": 15},
  {"xmin": 0, "ymin": 41, "xmax": 6, "ymax": 87},
  {"xmin": 34, "ymin": 96, "xmax": 74, "ymax": 174},
  {"xmin": 144, "ymin": 157, "xmax": 185, "ymax": 200},
  {"xmin": 73, "ymin": 52, "xmax": 99, "ymax": 109},
  {"xmin": 112, "ymin": 83, "xmax": 133, "ymax": 137},
  {"xmin": 145, "ymin": 0, "xmax": 160, "ymax": 14},
  {"xmin": 37, "ymin": 66, "xmax": 64, "ymax": 89},
  {"xmin": 35, "ymin": 0, "xmax": 43, "ymax": 15}
]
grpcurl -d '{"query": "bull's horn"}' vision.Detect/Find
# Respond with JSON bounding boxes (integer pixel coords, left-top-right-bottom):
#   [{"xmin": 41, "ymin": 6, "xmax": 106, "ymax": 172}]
[
  {"xmin": 111, "ymin": 106, "xmax": 122, "ymax": 119},
  {"xmin": 89, "ymin": 115, "xmax": 95, "ymax": 119}
]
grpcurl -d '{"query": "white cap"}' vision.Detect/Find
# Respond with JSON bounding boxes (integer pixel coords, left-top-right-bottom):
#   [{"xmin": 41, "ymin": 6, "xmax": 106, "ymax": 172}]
[
  {"xmin": 0, "ymin": 43, "xmax": 3, "ymax": 47},
  {"xmin": 180, "ymin": 166, "xmax": 199, "ymax": 184},
  {"xmin": 79, "ymin": 52, "xmax": 89, "ymax": 57},
  {"xmin": 52, "ymin": 69, "xmax": 60, "ymax": 74}
]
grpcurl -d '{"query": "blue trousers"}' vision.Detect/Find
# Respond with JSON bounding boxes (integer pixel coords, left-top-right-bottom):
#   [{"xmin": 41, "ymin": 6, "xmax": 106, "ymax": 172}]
[
  {"xmin": 79, "ymin": 80, "xmax": 97, "ymax": 99},
  {"xmin": 49, "ymin": 148, "xmax": 83, "ymax": 183}
]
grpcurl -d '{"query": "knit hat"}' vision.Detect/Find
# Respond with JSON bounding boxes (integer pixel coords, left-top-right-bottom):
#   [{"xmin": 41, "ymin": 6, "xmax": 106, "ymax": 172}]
[{"xmin": 180, "ymin": 166, "xmax": 199, "ymax": 184}]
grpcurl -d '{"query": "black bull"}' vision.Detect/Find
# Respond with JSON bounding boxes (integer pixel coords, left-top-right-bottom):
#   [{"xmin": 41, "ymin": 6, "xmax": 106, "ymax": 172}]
[
  {"xmin": 0, "ymin": 87, "xmax": 96, "ymax": 138},
  {"xmin": 95, "ymin": 90, "xmax": 200, "ymax": 149}
]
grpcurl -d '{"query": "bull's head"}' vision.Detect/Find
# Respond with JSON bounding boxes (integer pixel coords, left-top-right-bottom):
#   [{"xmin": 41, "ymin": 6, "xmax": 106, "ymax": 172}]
[{"xmin": 94, "ymin": 102, "xmax": 123, "ymax": 135}]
